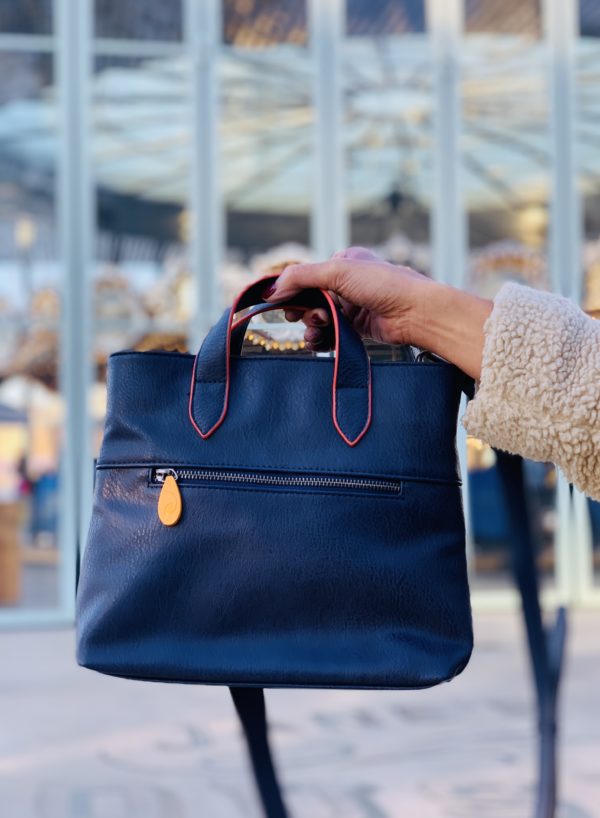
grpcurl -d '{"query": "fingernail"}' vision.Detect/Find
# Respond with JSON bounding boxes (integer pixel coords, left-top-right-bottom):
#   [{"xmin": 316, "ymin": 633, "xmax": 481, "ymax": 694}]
[
  {"xmin": 262, "ymin": 284, "xmax": 277, "ymax": 300},
  {"xmin": 311, "ymin": 315, "xmax": 327, "ymax": 326}
]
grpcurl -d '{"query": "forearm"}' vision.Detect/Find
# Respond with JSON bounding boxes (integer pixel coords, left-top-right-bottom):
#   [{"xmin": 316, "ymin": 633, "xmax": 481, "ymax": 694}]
[{"xmin": 410, "ymin": 279, "xmax": 493, "ymax": 380}]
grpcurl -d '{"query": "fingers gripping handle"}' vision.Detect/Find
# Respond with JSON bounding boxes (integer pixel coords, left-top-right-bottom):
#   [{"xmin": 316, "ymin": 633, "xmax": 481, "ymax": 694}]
[
  {"xmin": 188, "ymin": 275, "xmax": 372, "ymax": 446},
  {"xmin": 229, "ymin": 302, "xmax": 322, "ymax": 355}
]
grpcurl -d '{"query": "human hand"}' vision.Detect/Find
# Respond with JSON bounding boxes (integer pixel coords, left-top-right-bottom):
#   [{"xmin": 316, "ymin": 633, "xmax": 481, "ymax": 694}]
[
  {"xmin": 262, "ymin": 246, "xmax": 429, "ymax": 350},
  {"xmin": 261, "ymin": 246, "xmax": 492, "ymax": 380}
]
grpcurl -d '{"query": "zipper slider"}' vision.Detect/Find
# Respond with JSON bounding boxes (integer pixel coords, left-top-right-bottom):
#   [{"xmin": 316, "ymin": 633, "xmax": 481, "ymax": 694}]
[
  {"xmin": 155, "ymin": 468, "xmax": 178, "ymax": 483},
  {"xmin": 156, "ymin": 469, "xmax": 182, "ymax": 526}
]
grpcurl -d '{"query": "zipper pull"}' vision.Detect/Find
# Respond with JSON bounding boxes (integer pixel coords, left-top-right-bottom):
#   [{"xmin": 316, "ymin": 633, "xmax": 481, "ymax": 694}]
[{"xmin": 156, "ymin": 469, "xmax": 182, "ymax": 527}]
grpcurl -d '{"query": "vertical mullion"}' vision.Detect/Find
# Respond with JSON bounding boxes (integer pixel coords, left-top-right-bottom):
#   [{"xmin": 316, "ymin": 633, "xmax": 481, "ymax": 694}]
[
  {"xmin": 185, "ymin": 0, "xmax": 222, "ymax": 349},
  {"xmin": 55, "ymin": 0, "xmax": 94, "ymax": 617},
  {"xmin": 545, "ymin": 0, "xmax": 581, "ymax": 301},
  {"xmin": 545, "ymin": 0, "xmax": 586, "ymax": 604},
  {"xmin": 308, "ymin": 0, "xmax": 347, "ymax": 258},
  {"xmin": 427, "ymin": 0, "xmax": 474, "ymax": 569},
  {"xmin": 426, "ymin": 0, "xmax": 464, "ymax": 289}
]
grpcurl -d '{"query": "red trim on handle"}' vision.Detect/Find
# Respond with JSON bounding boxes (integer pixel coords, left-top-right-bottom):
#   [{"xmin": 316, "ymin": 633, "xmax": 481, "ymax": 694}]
[
  {"xmin": 188, "ymin": 274, "xmax": 372, "ymax": 446},
  {"xmin": 188, "ymin": 308, "xmax": 233, "ymax": 440},
  {"xmin": 189, "ymin": 275, "xmax": 274, "ymax": 440},
  {"xmin": 322, "ymin": 289, "xmax": 372, "ymax": 447}
]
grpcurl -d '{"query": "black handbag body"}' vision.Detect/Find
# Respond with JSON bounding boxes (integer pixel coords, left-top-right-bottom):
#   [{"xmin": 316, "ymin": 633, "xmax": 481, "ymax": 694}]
[
  {"xmin": 76, "ymin": 277, "xmax": 473, "ymax": 689},
  {"xmin": 75, "ymin": 276, "xmax": 474, "ymax": 816}
]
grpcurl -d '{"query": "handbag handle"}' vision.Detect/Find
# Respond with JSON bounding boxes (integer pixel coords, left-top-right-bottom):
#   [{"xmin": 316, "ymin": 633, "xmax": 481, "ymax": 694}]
[{"xmin": 188, "ymin": 274, "xmax": 372, "ymax": 446}]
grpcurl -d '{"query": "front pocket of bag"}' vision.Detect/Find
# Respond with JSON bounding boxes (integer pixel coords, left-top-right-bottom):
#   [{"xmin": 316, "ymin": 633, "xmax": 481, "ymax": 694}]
[
  {"xmin": 148, "ymin": 465, "xmax": 404, "ymax": 526},
  {"xmin": 78, "ymin": 464, "xmax": 470, "ymax": 686}
]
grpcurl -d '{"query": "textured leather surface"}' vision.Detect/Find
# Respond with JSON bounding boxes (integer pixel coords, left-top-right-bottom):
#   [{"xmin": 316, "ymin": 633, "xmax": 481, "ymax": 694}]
[
  {"xmin": 92, "ymin": 355, "xmax": 465, "ymax": 483},
  {"xmin": 76, "ymin": 288, "xmax": 473, "ymax": 689}
]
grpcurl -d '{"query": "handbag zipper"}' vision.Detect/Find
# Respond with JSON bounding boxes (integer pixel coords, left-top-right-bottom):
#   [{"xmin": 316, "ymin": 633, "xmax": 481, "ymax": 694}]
[
  {"xmin": 154, "ymin": 467, "xmax": 402, "ymax": 493},
  {"xmin": 153, "ymin": 467, "xmax": 402, "ymax": 526}
]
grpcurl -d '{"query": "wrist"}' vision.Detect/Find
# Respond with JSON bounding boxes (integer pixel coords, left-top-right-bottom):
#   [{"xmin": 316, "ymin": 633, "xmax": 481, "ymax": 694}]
[
  {"xmin": 407, "ymin": 277, "xmax": 449, "ymax": 349},
  {"xmin": 410, "ymin": 279, "xmax": 493, "ymax": 380}
]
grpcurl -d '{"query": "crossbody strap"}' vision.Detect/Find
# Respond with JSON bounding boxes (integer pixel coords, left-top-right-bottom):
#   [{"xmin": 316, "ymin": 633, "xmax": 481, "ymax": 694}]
[{"xmin": 229, "ymin": 687, "xmax": 289, "ymax": 818}]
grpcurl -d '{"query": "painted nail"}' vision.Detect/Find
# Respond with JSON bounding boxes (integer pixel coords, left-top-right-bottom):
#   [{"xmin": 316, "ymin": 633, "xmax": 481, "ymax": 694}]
[{"xmin": 262, "ymin": 284, "xmax": 277, "ymax": 299}]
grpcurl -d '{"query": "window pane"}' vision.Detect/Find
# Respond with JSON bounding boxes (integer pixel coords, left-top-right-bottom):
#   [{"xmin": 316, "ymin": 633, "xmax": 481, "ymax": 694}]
[
  {"xmin": 462, "ymin": 3, "xmax": 557, "ymax": 590},
  {"xmin": 581, "ymin": 0, "xmax": 600, "ymax": 38},
  {"xmin": 465, "ymin": 0, "xmax": 542, "ymax": 38},
  {"xmin": 467, "ymin": 446, "xmax": 558, "ymax": 590},
  {"xmin": 220, "ymin": 11, "xmax": 312, "ymax": 313},
  {"xmin": 344, "ymin": 1, "xmax": 432, "ymax": 270},
  {"xmin": 0, "ymin": 0, "xmax": 53, "ymax": 35},
  {"xmin": 223, "ymin": 0, "xmax": 308, "ymax": 47},
  {"xmin": 91, "ymin": 54, "xmax": 192, "ymax": 456},
  {"xmin": 346, "ymin": 0, "xmax": 426, "ymax": 36},
  {"xmin": 95, "ymin": 0, "xmax": 183, "ymax": 42},
  {"xmin": 0, "ymin": 52, "xmax": 60, "ymax": 610},
  {"xmin": 463, "ymin": 7, "xmax": 550, "ymax": 295}
]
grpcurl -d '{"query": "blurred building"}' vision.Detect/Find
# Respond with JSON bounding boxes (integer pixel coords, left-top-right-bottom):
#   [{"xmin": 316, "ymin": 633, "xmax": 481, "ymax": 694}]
[{"xmin": 0, "ymin": 0, "xmax": 599, "ymax": 625}]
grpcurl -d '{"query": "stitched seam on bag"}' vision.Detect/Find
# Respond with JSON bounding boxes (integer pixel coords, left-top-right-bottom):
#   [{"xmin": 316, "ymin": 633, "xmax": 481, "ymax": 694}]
[
  {"xmin": 96, "ymin": 460, "xmax": 461, "ymax": 485},
  {"xmin": 96, "ymin": 669, "xmax": 463, "ymax": 689},
  {"xmin": 108, "ymin": 350, "xmax": 450, "ymax": 369}
]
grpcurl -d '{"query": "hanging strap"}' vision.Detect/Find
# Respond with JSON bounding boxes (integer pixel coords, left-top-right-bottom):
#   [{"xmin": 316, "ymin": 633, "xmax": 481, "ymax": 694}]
[
  {"xmin": 494, "ymin": 450, "xmax": 567, "ymax": 818},
  {"xmin": 229, "ymin": 687, "xmax": 289, "ymax": 818}
]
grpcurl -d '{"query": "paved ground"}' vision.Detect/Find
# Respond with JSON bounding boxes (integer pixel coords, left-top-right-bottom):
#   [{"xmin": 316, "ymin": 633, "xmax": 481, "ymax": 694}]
[{"xmin": 1, "ymin": 613, "xmax": 599, "ymax": 818}]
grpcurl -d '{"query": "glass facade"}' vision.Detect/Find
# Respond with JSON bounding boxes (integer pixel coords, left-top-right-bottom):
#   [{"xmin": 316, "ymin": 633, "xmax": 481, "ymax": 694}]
[
  {"xmin": 0, "ymin": 2, "xmax": 53, "ymax": 35},
  {"xmin": 0, "ymin": 0, "xmax": 597, "ymax": 624},
  {"xmin": 220, "ymin": 0, "xmax": 313, "ymax": 304},
  {"xmin": 461, "ymin": 0, "xmax": 559, "ymax": 590},
  {"xmin": 0, "ymin": 37, "xmax": 61, "ymax": 610},
  {"xmin": 90, "ymin": 50, "xmax": 194, "ymax": 457},
  {"xmin": 344, "ymin": 1, "xmax": 433, "ymax": 266}
]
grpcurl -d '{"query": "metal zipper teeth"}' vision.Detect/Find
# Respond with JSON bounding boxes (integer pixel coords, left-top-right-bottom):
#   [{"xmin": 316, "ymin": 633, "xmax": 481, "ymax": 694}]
[{"xmin": 153, "ymin": 468, "xmax": 402, "ymax": 494}]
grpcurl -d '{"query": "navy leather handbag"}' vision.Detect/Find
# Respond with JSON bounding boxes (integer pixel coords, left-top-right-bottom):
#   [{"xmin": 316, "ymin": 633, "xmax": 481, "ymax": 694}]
[{"xmin": 76, "ymin": 275, "xmax": 474, "ymax": 817}]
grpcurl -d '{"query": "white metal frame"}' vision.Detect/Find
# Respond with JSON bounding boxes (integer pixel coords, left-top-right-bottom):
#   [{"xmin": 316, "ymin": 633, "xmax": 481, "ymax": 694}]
[
  {"xmin": 427, "ymin": 0, "xmax": 465, "ymax": 290},
  {"xmin": 185, "ymin": 0, "xmax": 223, "ymax": 348},
  {"xmin": 55, "ymin": 0, "xmax": 94, "ymax": 624},
  {"xmin": 308, "ymin": 0, "xmax": 348, "ymax": 257},
  {"xmin": 545, "ymin": 0, "xmax": 578, "ymax": 608},
  {"xmin": 426, "ymin": 0, "xmax": 478, "ymax": 580},
  {"xmin": 545, "ymin": 0, "xmax": 599, "ymax": 607},
  {"xmin": 1, "ymin": 0, "xmax": 598, "ymax": 627},
  {"xmin": 0, "ymin": 33, "xmax": 53, "ymax": 51}
]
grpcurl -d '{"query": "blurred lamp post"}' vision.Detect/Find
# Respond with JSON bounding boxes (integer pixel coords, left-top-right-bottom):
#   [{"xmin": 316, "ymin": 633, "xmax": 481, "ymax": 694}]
[
  {"xmin": 15, "ymin": 214, "xmax": 36, "ymax": 314},
  {"xmin": 584, "ymin": 260, "xmax": 600, "ymax": 319},
  {"xmin": 516, "ymin": 204, "xmax": 548, "ymax": 250}
]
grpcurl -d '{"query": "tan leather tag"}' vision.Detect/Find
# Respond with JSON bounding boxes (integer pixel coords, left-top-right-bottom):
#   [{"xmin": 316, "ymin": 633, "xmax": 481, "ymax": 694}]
[{"xmin": 158, "ymin": 474, "xmax": 182, "ymax": 526}]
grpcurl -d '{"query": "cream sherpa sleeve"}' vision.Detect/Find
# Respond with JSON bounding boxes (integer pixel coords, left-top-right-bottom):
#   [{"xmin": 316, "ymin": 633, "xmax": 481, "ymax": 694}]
[{"xmin": 461, "ymin": 281, "xmax": 600, "ymax": 501}]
